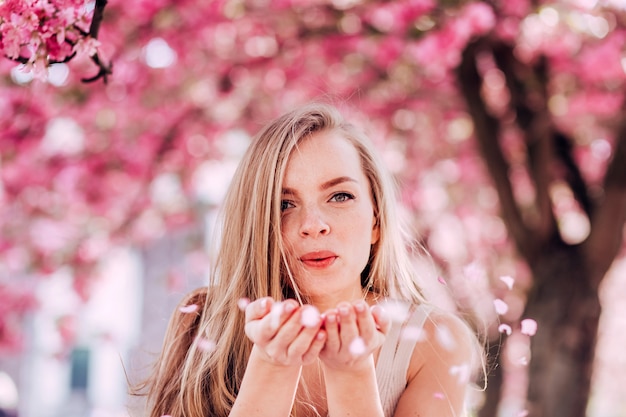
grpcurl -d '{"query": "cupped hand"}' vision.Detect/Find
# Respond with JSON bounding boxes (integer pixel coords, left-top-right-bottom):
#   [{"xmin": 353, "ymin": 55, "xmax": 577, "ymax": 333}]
[
  {"xmin": 243, "ymin": 297, "xmax": 327, "ymax": 367},
  {"xmin": 319, "ymin": 300, "xmax": 391, "ymax": 371}
]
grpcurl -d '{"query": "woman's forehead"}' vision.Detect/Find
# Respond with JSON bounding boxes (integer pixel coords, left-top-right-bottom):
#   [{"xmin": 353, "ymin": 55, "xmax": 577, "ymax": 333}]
[{"xmin": 282, "ymin": 132, "xmax": 367, "ymax": 187}]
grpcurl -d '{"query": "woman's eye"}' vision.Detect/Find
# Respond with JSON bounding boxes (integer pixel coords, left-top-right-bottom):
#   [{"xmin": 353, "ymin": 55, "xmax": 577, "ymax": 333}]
[
  {"xmin": 330, "ymin": 192, "xmax": 354, "ymax": 203},
  {"xmin": 281, "ymin": 200, "xmax": 295, "ymax": 211}
]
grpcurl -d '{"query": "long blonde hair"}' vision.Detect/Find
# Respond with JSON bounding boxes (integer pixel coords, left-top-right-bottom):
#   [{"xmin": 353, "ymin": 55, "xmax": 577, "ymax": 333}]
[{"xmin": 141, "ymin": 102, "xmax": 427, "ymax": 416}]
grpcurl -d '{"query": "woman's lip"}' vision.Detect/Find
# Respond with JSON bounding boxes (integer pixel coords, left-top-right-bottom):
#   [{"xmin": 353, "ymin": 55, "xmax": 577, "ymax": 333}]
[
  {"xmin": 300, "ymin": 251, "xmax": 337, "ymax": 261},
  {"xmin": 300, "ymin": 251, "xmax": 338, "ymax": 268}
]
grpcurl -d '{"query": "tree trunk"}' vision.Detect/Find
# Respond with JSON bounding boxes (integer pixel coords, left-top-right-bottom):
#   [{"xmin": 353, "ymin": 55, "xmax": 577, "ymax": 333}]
[
  {"xmin": 456, "ymin": 36, "xmax": 624, "ymax": 417},
  {"xmin": 478, "ymin": 341, "xmax": 504, "ymax": 417},
  {"xmin": 524, "ymin": 242, "xmax": 601, "ymax": 417}
]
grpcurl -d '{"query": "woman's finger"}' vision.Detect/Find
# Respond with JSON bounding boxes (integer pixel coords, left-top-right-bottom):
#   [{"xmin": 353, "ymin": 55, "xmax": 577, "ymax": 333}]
[
  {"xmin": 336, "ymin": 302, "xmax": 358, "ymax": 349},
  {"xmin": 353, "ymin": 300, "xmax": 376, "ymax": 341},
  {"xmin": 244, "ymin": 297, "xmax": 273, "ymax": 323},
  {"xmin": 370, "ymin": 304, "xmax": 391, "ymax": 335},
  {"xmin": 322, "ymin": 309, "xmax": 340, "ymax": 352},
  {"xmin": 302, "ymin": 329, "xmax": 327, "ymax": 365}
]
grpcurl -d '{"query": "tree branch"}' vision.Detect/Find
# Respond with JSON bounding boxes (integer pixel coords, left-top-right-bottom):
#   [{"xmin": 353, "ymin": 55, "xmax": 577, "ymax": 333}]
[
  {"xmin": 492, "ymin": 44, "xmax": 558, "ymax": 243},
  {"xmin": 6, "ymin": 0, "xmax": 112, "ymax": 83},
  {"xmin": 457, "ymin": 39, "xmax": 535, "ymax": 261},
  {"xmin": 553, "ymin": 131, "xmax": 594, "ymax": 218},
  {"xmin": 81, "ymin": 0, "xmax": 112, "ymax": 83},
  {"xmin": 585, "ymin": 109, "xmax": 626, "ymax": 285}
]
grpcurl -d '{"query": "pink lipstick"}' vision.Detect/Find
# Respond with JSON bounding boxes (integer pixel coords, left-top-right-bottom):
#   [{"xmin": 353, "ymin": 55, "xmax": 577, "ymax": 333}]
[{"xmin": 300, "ymin": 251, "xmax": 338, "ymax": 268}]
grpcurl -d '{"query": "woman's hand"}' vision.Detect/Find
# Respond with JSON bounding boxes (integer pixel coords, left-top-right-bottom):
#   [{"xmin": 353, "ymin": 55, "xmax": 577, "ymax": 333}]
[
  {"xmin": 243, "ymin": 297, "xmax": 327, "ymax": 367},
  {"xmin": 319, "ymin": 300, "xmax": 391, "ymax": 371}
]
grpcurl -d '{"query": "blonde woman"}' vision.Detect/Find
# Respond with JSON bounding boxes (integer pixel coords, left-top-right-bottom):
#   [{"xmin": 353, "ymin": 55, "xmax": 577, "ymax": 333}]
[{"xmin": 139, "ymin": 102, "xmax": 482, "ymax": 417}]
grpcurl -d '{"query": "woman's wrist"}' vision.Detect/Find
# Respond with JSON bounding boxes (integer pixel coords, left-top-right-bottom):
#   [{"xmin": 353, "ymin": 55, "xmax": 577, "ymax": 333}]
[
  {"xmin": 249, "ymin": 344, "xmax": 303, "ymax": 371},
  {"xmin": 320, "ymin": 353, "xmax": 376, "ymax": 376}
]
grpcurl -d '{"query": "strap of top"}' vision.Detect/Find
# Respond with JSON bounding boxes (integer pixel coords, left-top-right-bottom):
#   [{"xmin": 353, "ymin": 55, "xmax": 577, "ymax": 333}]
[{"xmin": 375, "ymin": 303, "xmax": 431, "ymax": 417}]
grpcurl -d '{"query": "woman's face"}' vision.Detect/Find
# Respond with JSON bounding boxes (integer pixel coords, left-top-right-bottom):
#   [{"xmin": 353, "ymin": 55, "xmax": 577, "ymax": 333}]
[{"xmin": 280, "ymin": 131, "xmax": 379, "ymax": 304}]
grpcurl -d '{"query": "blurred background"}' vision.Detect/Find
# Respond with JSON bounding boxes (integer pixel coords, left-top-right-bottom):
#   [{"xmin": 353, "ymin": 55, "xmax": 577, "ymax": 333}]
[{"xmin": 0, "ymin": 1, "xmax": 625, "ymax": 416}]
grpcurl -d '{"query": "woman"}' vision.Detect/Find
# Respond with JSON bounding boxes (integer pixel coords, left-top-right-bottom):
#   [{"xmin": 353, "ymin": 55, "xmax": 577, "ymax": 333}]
[{"xmin": 139, "ymin": 102, "xmax": 482, "ymax": 417}]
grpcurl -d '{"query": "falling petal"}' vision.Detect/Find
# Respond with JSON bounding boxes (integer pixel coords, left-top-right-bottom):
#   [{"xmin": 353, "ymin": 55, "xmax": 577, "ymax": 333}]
[
  {"xmin": 493, "ymin": 299, "xmax": 509, "ymax": 315},
  {"xmin": 498, "ymin": 323, "xmax": 512, "ymax": 336},
  {"xmin": 179, "ymin": 304, "xmax": 198, "ymax": 314},
  {"xmin": 437, "ymin": 276, "xmax": 447, "ymax": 286},
  {"xmin": 499, "ymin": 275, "xmax": 515, "ymax": 290},
  {"xmin": 379, "ymin": 300, "xmax": 410, "ymax": 323},
  {"xmin": 401, "ymin": 325, "xmax": 427, "ymax": 342},
  {"xmin": 237, "ymin": 298, "xmax": 250, "ymax": 311},
  {"xmin": 301, "ymin": 306, "xmax": 320, "ymax": 328},
  {"xmin": 195, "ymin": 337, "xmax": 216, "ymax": 353},
  {"xmin": 436, "ymin": 325, "xmax": 457, "ymax": 351},
  {"xmin": 520, "ymin": 319, "xmax": 538, "ymax": 336},
  {"xmin": 349, "ymin": 337, "xmax": 366, "ymax": 355},
  {"xmin": 449, "ymin": 363, "xmax": 471, "ymax": 384},
  {"xmin": 433, "ymin": 392, "xmax": 445, "ymax": 399}
]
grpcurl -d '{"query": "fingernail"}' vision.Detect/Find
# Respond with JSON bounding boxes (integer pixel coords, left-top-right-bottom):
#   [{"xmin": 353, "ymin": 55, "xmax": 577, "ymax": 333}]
[
  {"xmin": 339, "ymin": 306, "xmax": 350, "ymax": 316},
  {"xmin": 355, "ymin": 301, "xmax": 366, "ymax": 313},
  {"xmin": 284, "ymin": 301, "xmax": 296, "ymax": 313}
]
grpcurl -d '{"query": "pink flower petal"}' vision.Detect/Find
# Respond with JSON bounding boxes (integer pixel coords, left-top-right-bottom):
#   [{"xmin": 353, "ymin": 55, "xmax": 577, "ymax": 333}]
[
  {"xmin": 237, "ymin": 298, "xmax": 250, "ymax": 311},
  {"xmin": 493, "ymin": 299, "xmax": 509, "ymax": 315},
  {"xmin": 179, "ymin": 304, "xmax": 198, "ymax": 314},
  {"xmin": 499, "ymin": 275, "xmax": 515, "ymax": 290},
  {"xmin": 449, "ymin": 363, "xmax": 471, "ymax": 384},
  {"xmin": 301, "ymin": 306, "xmax": 320, "ymax": 328},
  {"xmin": 194, "ymin": 336, "xmax": 216, "ymax": 353},
  {"xmin": 498, "ymin": 323, "xmax": 512, "ymax": 336},
  {"xmin": 433, "ymin": 392, "xmax": 445, "ymax": 399},
  {"xmin": 437, "ymin": 276, "xmax": 447, "ymax": 286},
  {"xmin": 401, "ymin": 325, "xmax": 427, "ymax": 342},
  {"xmin": 520, "ymin": 318, "xmax": 538, "ymax": 336},
  {"xmin": 436, "ymin": 325, "xmax": 457, "ymax": 351},
  {"xmin": 349, "ymin": 337, "xmax": 366, "ymax": 355}
]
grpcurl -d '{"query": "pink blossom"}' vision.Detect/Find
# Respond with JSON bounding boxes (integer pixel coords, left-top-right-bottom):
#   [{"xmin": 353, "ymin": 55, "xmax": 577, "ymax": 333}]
[
  {"xmin": 499, "ymin": 275, "xmax": 515, "ymax": 290},
  {"xmin": 493, "ymin": 299, "xmax": 509, "ymax": 315},
  {"xmin": 498, "ymin": 323, "xmax": 513, "ymax": 336},
  {"xmin": 349, "ymin": 337, "xmax": 366, "ymax": 355},
  {"xmin": 521, "ymin": 318, "xmax": 538, "ymax": 336},
  {"xmin": 179, "ymin": 304, "xmax": 199, "ymax": 314},
  {"xmin": 460, "ymin": 2, "xmax": 496, "ymax": 35},
  {"xmin": 237, "ymin": 298, "xmax": 250, "ymax": 311}
]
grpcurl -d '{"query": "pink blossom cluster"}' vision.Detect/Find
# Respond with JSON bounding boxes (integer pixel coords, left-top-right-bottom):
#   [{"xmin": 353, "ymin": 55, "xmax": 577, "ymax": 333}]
[
  {"xmin": 0, "ymin": 0, "xmax": 99, "ymax": 75},
  {"xmin": 0, "ymin": 282, "xmax": 38, "ymax": 353}
]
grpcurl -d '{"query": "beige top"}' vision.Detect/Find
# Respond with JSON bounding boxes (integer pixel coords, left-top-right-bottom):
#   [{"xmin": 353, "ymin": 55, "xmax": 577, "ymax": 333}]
[{"xmin": 375, "ymin": 303, "xmax": 432, "ymax": 417}]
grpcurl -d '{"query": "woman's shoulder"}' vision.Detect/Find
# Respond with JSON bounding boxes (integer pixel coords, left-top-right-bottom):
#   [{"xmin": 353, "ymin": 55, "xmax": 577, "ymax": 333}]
[{"xmin": 407, "ymin": 304, "xmax": 481, "ymax": 382}]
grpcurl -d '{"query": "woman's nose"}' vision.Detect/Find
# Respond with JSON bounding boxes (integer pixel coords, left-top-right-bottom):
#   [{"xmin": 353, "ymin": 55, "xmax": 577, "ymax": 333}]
[{"xmin": 299, "ymin": 208, "xmax": 330, "ymax": 238}]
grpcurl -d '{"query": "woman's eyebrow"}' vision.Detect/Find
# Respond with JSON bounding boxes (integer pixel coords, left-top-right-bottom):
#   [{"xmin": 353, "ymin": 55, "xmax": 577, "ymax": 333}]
[
  {"xmin": 320, "ymin": 176, "xmax": 358, "ymax": 190},
  {"xmin": 282, "ymin": 176, "xmax": 358, "ymax": 196}
]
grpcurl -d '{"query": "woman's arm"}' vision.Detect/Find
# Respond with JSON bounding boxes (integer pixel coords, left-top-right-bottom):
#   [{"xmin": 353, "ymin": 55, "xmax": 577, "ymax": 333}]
[
  {"xmin": 230, "ymin": 298, "xmax": 327, "ymax": 417},
  {"xmin": 320, "ymin": 300, "xmax": 391, "ymax": 417},
  {"xmin": 393, "ymin": 310, "xmax": 479, "ymax": 417}
]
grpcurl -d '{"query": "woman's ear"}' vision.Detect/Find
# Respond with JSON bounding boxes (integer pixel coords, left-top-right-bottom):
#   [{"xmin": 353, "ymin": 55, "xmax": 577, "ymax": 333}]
[{"xmin": 371, "ymin": 217, "xmax": 380, "ymax": 245}]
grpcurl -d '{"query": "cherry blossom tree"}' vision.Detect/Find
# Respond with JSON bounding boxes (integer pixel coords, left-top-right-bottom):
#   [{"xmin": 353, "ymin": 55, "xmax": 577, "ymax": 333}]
[{"xmin": 1, "ymin": 1, "xmax": 625, "ymax": 416}]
